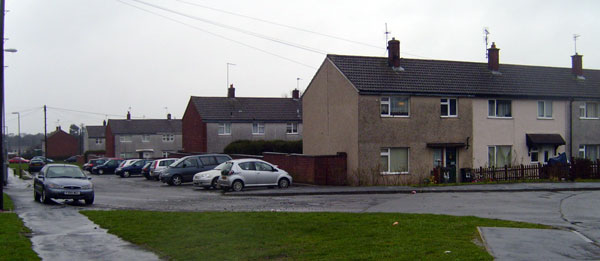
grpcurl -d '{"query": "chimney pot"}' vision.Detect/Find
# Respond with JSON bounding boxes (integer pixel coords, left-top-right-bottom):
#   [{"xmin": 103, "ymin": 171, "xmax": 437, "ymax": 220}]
[
  {"xmin": 167, "ymin": 113, "xmax": 172, "ymax": 120},
  {"xmin": 56, "ymin": 126, "xmax": 60, "ymax": 131},
  {"xmin": 103, "ymin": 120, "xmax": 106, "ymax": 126},
  {"xmin": 387, "ymin": 37, "xmax": 401, "ymax": 68},
  {"xmin": 227, "ymin": 84, "xmax": 235, "ymax": 98},
  {"xmin": 487, "ymin": 42, "xmax": 500, "ymax": 72},
  {"xmin": 571, "ymin": 53, "xmax": 583, "ymax": 77},
  {"xmin": 292, "ymin": 89, "xmax": 300, "ymax": 99},
  {"xmin": 127, "ymin": 111, "xmax": 131, "ymax": 120}
]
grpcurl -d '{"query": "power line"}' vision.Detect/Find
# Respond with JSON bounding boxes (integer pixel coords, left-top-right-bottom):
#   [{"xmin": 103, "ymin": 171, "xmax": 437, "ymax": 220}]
[
  {"xmin": 117, "ymin": 0, "xmax": 317, "ymax": 69},
  {"xmin": 45, "ymin": 106, "xmax": 134, "ymax": 118}
]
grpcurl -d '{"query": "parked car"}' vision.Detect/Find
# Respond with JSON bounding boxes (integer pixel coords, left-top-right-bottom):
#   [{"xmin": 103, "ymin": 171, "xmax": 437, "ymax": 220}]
[
  {"xmin": 217, "ymin": 159, "xmax": 292, "ymax": 192},
  {"xmin": 9, "ymin": 157, "xmax": 29, "ymax": 163},
  {"xmin": 193, "ymin": 162, "xmax": 228, "ymax": 189},
  {"xmin": 33, "ymin": 164, "xmax": 94, "ymax": 205},
  {"xmin": 160, "ymin": 154, "xmax": 231, "ymax": 186},
  {"xmin": 92, "ymin": 158, "xmax": 124, "ymax": 174},
  {"xmin": 83, "ymin": 158, "xmax": 107, "ymax": 172},
  {"xmin": 64, "ymin": 155, "xmax": 80, "ymax": 163},
  {"xmin": 116, "ymin": 159, "xmax": 151, "ymax": 178},
  {"xmin": 32, "ymin": 156, "xmax": 54, "ymax": 163},
  {"xmin": 149, "ymin": 158, "xmax": 177, "ymax": 181},
  {"xmin": 28, "ymin": 158, "xmax": 46, "ymax": 173},
  {"xmin": 141, "ymin": 161, "xmax": 153, "ymax": 179}
]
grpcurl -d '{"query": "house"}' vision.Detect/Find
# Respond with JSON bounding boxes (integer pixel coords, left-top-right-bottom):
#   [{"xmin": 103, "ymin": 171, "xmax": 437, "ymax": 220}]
[
  {"xmin": 83, "ymin": 123, "xmax": 106, "ymax": 153},
  {"xmin": 105, "ymin": 113, "xmax": 182, "ymax": 159},
  {"xmin": 182, "ymin": 85, "xmax": 302, "ymax": 153},
  {"xmin": 303, "ymin": 38, "xmax": 600, "ymax": 185},
  {"xmin": 45, "ymin": 126, "xmax": 79, "ymax": 159}
]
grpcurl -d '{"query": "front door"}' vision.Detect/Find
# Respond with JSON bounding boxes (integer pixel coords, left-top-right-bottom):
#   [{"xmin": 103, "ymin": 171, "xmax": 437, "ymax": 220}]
[
  {"xmin": 541, "ymin": 146, "xmax": 556, "ymax": 163},
  {"xmin": 445, "ymin": 148, "xmax": 457, "ymax": 183}
]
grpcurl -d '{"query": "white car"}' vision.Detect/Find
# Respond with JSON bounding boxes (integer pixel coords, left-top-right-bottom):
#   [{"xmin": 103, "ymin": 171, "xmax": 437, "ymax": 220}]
[
  {"xmin": 192, "ymin": 162, "xmax": 227, "ymax": 189},
  {"xmin": 217, "ymin": 159, "xmax": 292, "ymax": 192}
]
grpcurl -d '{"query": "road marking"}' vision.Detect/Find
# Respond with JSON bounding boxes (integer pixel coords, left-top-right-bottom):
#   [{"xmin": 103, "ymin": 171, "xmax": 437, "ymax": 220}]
[{"xmin": 572, "ymin": 230, "xmax": 593, "ymax": 243}]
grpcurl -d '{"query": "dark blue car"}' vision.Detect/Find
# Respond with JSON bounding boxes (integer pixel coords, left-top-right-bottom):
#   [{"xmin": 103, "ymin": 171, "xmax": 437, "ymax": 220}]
[
  {"xmin": 92, "ymin": 159, "xmax": 124, "ymax": 175},
  {"xmin": 115, "ymin": 159, "xmax": 151, "ymax": 178}
]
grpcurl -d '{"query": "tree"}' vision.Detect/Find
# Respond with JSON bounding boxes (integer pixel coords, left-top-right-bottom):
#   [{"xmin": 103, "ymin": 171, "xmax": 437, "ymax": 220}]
[{"xmin": 69, "ymin": 124, "xmax": 80, "ymax": 136}]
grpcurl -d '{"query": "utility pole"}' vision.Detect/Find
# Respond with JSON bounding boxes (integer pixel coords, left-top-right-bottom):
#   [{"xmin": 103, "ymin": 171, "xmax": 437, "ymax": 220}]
[
  {"xmin": 0, "ymin": 0, "xmax": 6, "ymax": 210},
  {"xmin": 44, "ymin": 105, "xmax": 47, "ymax": 158}
]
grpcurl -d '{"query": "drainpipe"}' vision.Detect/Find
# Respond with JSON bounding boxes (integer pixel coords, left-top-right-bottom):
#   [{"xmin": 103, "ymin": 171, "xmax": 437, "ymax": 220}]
[{"xmin": 569, "ymin": 98, "xmax": 573, "ymax": 159}]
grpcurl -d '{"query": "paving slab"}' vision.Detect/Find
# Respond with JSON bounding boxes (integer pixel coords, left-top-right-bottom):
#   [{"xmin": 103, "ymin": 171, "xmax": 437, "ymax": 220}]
[{"xmin": 479, "ymin": 227, "xmax": 600, "ymax": 260}]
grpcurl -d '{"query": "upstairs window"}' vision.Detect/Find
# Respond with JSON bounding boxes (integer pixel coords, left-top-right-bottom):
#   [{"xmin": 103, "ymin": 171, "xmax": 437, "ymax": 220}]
[
  {"xmin": 381, "ymin": 97, "xmax": 410, "ymax": 117},
  {"xmin": 488, "ymin": 100, "xmax": 512, "ymax": 118},
  {"xmin": 252, "ymin": 123, "xmax": 265, "ymax": 135},
  {"xmin": 580, "ymin": 102, "xmax": 599, "ymax": 119},
  {"xmin": 142, "ymin": 135, "xmax": 151, "ymax": 142},
  {"xmin": 162, "ymin": 134, "xmax": 174, "ymax": 142},
  {"xmin": 218, "ymin": 123, "xmax": 231, "ymax": 135},
  {"xmin": 119, "ymin": 135, "xmax": 131, "ymax": 143},
  {"xmin": 441, "ymin": 98, "xmax": 457, "ymax": 117},
  {"xmin": 537, "ymin": 101, "xmax": 553, "ymax": 119},
  {"xmin": 286, "ymin": 123, "xmax": 298, "ymax": 134},
  {"xmin": 95, "ymin": 138, "xmax": 103, "ymax": 145}
]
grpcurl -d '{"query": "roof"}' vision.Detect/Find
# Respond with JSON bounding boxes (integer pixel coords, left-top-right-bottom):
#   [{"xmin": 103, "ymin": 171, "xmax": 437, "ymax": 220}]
[
  {"xmin": 190, "ymin": 97, "xmax": 302, "ymax": 122},
  {"xmin": 526, "ymin": 134, "xmax": 566, "ymax": 147},
  {"xmin": 327, "ymin": 54, "xmax": 600, "ymax": 99},
  {"xmin": 107, "ymin": 119, "xmax": 182, "ymax": 135},
  {"xmin": 86, "ymin": 125, "xmax": 106, "ymax": 138}
]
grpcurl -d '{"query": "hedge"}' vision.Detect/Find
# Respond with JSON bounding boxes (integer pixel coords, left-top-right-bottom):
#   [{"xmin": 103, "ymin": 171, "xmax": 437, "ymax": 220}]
[{"xmin": 224, "ymin": 140, "xmax": 302, "ymax": 155}]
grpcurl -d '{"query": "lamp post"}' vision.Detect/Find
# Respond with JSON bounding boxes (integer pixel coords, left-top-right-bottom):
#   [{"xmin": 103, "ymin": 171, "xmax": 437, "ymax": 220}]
[{"xmin": 11, "ymin": 112, "xmax": 18, "ymax": 156}]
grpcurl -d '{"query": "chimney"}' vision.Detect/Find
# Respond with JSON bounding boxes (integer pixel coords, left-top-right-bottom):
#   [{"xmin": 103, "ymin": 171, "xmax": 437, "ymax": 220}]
[
  {"xmin": 571, "ymin": 53, "xmax": 583, "ymax": 78},
  {"xmin": 167, "ymin": 113, "xmax": 172, "ymax": 120},
  {"xmin": 56, "ymin": 126, "xmax": 61, "ymax": 131},
  {"xmin": 126, "ymin": 111, "xmax": 131, "ymax": 120},
  {"xmin": 292, "ymin": 89, "xmax": 300, "ymax": 99},
  {"xmin": 227, "ymin": 84, "xmax": 235, "ymax": 98},
  {"xmin": 487, "ymin": 42, "xmax": 500, "ymax": 72},
  {"xmin": 103, "ymin": 120, "xmax": 106, "ymax": 126},
  {"xmin": 387, "ymin": 37, "xmax": 401, "ymax": 68}
]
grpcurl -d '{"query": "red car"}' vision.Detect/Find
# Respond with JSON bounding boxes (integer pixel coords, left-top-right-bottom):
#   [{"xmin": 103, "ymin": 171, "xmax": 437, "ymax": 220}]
[{"xmin": 9, "ymin": 157, "xmax": 29, "ymax": 163}]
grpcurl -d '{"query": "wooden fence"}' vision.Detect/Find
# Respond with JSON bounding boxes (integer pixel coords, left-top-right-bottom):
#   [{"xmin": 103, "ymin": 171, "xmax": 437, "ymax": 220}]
[{"xmin": 466, "ymin": 159, "xmax": 599, "ymax": 183}]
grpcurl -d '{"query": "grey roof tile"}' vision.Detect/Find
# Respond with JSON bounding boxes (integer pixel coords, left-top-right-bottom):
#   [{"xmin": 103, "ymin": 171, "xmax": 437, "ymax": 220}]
[
  {"xmin": 107, "ymin": 119, "xmax": 182, "ymax": 135},
  {"xmin": 86, "ymin": 126, "xmax": 106, "ymax": 138},
  {"xmin": 190, "ymin": 97, "xmax": 302, "ymax": 122}
]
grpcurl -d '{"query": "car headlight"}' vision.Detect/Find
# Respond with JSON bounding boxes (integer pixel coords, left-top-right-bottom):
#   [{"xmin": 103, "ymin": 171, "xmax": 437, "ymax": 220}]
[
  {"xmin": 81, "ymin": 183, "xmax": 93, "ymax": 189},
  {"xmin": 47, "ymin": 183, "xmax": 63, "ymax": 189},
  {"xmin": 201, "ymin": 174, "xmax": 210, "ymax": 178}
]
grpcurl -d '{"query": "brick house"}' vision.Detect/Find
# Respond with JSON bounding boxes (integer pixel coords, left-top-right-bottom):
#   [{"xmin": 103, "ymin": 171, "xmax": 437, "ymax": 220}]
[
  {"xmin": 303, "ymin": 38, "xmax": 600, "ymax": 185},
  {"xmin": 45, "ymin": 126, "xmax": 79, "ymax": 159},
  {"xmin": 182, "ymin": 86, "xmax": 302, "ymax": 153}
]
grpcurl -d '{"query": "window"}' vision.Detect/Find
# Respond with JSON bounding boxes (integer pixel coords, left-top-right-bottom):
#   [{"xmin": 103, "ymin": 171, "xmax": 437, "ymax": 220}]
[
  {"xmin": 239, "ymin": 162, "xmax": 256, "ymax": 170},
  {"xmin": 218, "ymin": 123, "xmax": 231, "ymax": 135},
  {"xmin": 162, "ymin": 134, "xmax": 174, "ymax": 142},
  {"xmin": 162, "ymin": 151, "xmax": 169, "ymax": 158},
  {"xmin": 381, "ymin": 97, "xmax": 410, "ymax": 117},
  {"xmin": 488, "ymin": 146, "xmax": 512, "ymax": 167},
  {"xmin": 579, "ymin": 102, "xmax": 599, "ymax": 119},
  {"xmin": 286, "ymin": 123, "xmax": 299, "ymax": 134},
  {"xmin": 142, "ymin": 135, "xmax": 150, "ymax": 142},
  {"xmin": 95, "ymin": 138, "xmax": 103, "ymax": 145},
  {"xmin": 530, "ymin": 146, "xmax": 539, "ymax": 163},
  {"xmin": 119, "ymin": 135, "xmax": 131, "ymax": 143},
  {"xmin": 537, "ymin": 101, "xmax": 553, "ymax": 119},
  {"xmin": 255, "ymin": 162, "xmax": 275, "ymax": 171},
  {"xmin": 433, "ymin": 149, "xmax": 443, "ymax": 167},
  {"xmin": 380, "ymin": 148, "xmax": 409, "ymax": 174},
  {"xmin": 119, "ymin": 153, "xmax": 126, "ymax": 158},
  {"xmin": 441, "ymin": 98, "xmax": 457, "ymax": 117},
  {"xmin": 580, "ymin": 145, "xmax": 600, "ymax": 160},
  {"xmin": 578, "ymin": 145, "xmax": 585, "ymax": 158},
  {"xmin": 200, "ymin": 156, "xmax": 217, "ymax": 166},
  {"xmin": 252, "ymin": 123, "xmax": 265, "ymax": 135},
  {"xmin": 488, "ymin": 100, "xmax": 512, "ymax": 118},
  {"xmin": 216, "ymin": 156, "xmax": 230, "ymax": 164}
]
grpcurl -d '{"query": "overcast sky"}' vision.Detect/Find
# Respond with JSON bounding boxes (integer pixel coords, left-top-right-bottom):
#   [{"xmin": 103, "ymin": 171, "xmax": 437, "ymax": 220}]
[{"xmin": 4, "ymin": 0, "xmax": 599, "ymax": 134}]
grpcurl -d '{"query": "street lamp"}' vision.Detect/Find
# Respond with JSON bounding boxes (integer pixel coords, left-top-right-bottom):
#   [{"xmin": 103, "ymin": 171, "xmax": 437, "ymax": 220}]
[{"xmin": 11, "ymin": 112, "xmax": 18, "ymax": 157}]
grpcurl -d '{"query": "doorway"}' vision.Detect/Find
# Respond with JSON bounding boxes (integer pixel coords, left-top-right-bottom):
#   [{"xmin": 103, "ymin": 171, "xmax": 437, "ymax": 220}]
[{"xmin": 433, "ymin": 147, "xmax": 458, "ymax": 183}]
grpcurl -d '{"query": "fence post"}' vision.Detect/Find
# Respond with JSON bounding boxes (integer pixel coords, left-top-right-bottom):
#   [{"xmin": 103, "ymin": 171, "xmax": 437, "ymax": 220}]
[
  {"xmin": 504, "ymin": 165, "xmax": 508, "ymax": 182},
  {"xmin": 520, "ymin": 164, "xmax": 524, "ymax": 181},
  {"xmin": 538, "ymin": 163, "xmax": 543, "ymax": 179}
]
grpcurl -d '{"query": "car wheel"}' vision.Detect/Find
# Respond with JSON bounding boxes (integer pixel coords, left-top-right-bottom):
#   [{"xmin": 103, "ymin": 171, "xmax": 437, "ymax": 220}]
[
  {"xmin": 171, "ymin": 175, "xmax": 182, "ymax": 186},
  {"xmin": 34, "ymin": 190, "xmax": 40, "ymax": 202},
  {"xmin": 232, "ymin": 180, "xmax": 244, "ymax": 192},
  {"xmin": 144, "ymin": 173, "xmax": 151, "ymax": 180},
  {"xmin": 85, "ymin": 196, "xmax": 94, "ymax": 205},
  {"xmin": 123, "ymin": 171, "xmax": 130, "ymax": 178},
  {"xmin": 211, "ymin": 177, "xmax": 220, "ymax": 189},
  {"xmin": 154, "ymin": 176, "xmax": 159, "ymax": 181},
  {"xmin": 278, "ymin": 178, "xmax": 290, "ymax": 189},
  {"xmin": 99, "ymin": 169, "xmax": 104, "ymax": 175},
  {"xmin": 41, "ymin": 189, "xmax": 51, "ymax": 204}
]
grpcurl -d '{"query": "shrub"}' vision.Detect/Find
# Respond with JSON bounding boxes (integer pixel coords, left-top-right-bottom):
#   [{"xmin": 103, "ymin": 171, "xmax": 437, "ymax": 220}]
[{"xmin": 224, "ymin": 140, "xmax": 302, "ymax": 155}]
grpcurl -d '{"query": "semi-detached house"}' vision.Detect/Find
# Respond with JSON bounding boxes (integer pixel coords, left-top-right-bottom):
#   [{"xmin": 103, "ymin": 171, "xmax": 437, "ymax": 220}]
[{"xmin": 303, "ymin": 38, "xmax": 600, "ymax": 185}]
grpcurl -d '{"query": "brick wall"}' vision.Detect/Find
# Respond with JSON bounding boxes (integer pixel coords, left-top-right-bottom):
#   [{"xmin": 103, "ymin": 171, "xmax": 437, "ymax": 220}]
[
  {"xmin": 105, "ymin": 124, "xmax": 115, "ymax": 157},
  {"xmin": 182, "ymin": 100, "xmax": 207, "ymax": 153},
  {"xmin": 47, "ymin": 129, "xmax": 79, "ymax": 159},
  {"xmin": 263, "ymin": 152, "xmax": 347, "ymax": 185}
]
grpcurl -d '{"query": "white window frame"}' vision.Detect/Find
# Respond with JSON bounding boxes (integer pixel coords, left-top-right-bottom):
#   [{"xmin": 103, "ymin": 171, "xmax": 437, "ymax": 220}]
[
  {"xmin": 162, "ymin": 134, "xmax": 174, "ymax": 142},
  {"xmin": 95, "ymin": 138, "xmax": 103, "ymax": 145},
  {"xmin": 119, "ymin": 135, "xmax": 131, "ymax": 143},
  {"xmin": 142, "ymin": 135, "xmax": 151, "ymax": 142},
  {"xmin": 380, "ymin": 96, "xmax": 410, "ymax": 117},
  {"xmin": 488, "ymin": 145, "xmax": 512, "ymax": 167},
  {"xmin": 119, "ymin": 153, "xmax": 126, "ymax": 158},
  {"xmin": 286, "ymin": 122, "xmax": 298, "ymax": 134},
  {"xmin": 579, "ymin": 102, "xmax": 600, "ymax": 119},
  {"xmin": 380, "ymin": 147, "xmax": 410, "ymax": 175},
  {"xmin": 162, "ymin": 151, "xmax": 170, "ymax": 158},
  {"xmin": 580, "ymin": 145, "xmax": 600, "ymax": 160},
  {"xmin": 252, "ymin": 122, "xmax": 265, "ymax": 135},
  {"xmin": 537, "ymin": 100, "xmax": 553, "ymax": 119},
  {"xmin": 440, "ymin": 98, "xmax": 458, "ymax": 117},
  {"xmin": 488, "ymin": 99, "xmax": 512, "ymax": 118},
  {"xmin": 218, "ymin": 123, "xmax": 231, "ymax": 135}
]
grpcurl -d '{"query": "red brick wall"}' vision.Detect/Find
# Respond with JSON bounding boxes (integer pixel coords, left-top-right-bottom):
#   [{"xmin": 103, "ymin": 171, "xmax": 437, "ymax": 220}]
[
  {"xmin": 182, "ymin": 99, "xmax": 207, "ymax": 153},
  {"xmin": 47, "ymin": 130, "xmax": 79, "ymax": 159},
  {"xmin": 105, "ymin": 124, "xmax": 115, "ymax": 157},
  {"xmin": 263, "ymin": 152, "xmax": 347, "ymax": 185}
]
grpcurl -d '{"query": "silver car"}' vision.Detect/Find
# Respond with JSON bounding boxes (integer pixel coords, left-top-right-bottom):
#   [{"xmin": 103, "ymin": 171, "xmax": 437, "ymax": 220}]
[
  {"xmin": 148, "ymin": 158, "xmax": 177, "ymax": 181},
  {"xmin": 217, "ymin": 159, "xmax": 292, "ymax": 192},
  {"xmin": 193, "ymin": 162, "xmax": 227, "ymax": 189},
  {"xmin": 33, "ymin": 164, "xmax": 94, "ymax": 205}
]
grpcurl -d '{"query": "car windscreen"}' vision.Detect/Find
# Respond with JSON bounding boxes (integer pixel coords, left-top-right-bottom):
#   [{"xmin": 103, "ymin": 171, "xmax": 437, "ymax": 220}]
[
  {"xmin": 221, "ymin": 162, "xmax": 233, "ymax": 173},
  {"xmin": 213, "ymin": 162, "xmax": 227, "ymax": 170},
  {"xmin": 46, "ymin": 167, "xmax": 86, "ymax": 178},
  {"xmin": 170, "ymin": 157, "xmax": 185, "ymax": 168}
]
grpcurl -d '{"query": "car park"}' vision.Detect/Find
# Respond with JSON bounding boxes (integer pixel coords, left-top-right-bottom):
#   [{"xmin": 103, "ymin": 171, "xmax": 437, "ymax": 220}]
[
  {"xmin": 116, "ymin": 159, "xmax": 151, "ymax": 178},
  {"xmin": 28, "ymin": 158, "xmax": 46, "ymax": 173},
  {"xmin": 92, "ymin": 158, "xmax": 124, "ymax": 174},
  {"xmin": 9, "ymin": 156, "xmax": 29, "ymax": 163},
  {"xmin": 218, "ymin": 159, "xmax": 292, "ymax": 192},
  {"xmin": 33, "ymin": 164, "xmax": 94, "ymax": 205},
  {"xmin": 149, "ymin": 158, "xmax": 177, "ymax": 181},
  {"xmin": 83, "ymin": 158, "xmax": 107, "ymax": 172},
  {"xmin": 160, "ymin": 154, "xmax": 231, "ymax": 186}
]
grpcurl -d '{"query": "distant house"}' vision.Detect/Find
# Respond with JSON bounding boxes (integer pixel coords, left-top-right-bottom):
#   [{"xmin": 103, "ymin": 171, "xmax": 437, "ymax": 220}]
[
  {"xmin": 83, "ymin": 124, "xmax": 106, "ymax": 153},
  {"xmin": 182, "ymin": 85, "xmax": 302, "ymax": 153},
  {"xmin": 303, "ymin": 38, "xmax": 600, "ymax": 185},
  {"xmin": 105, "ymin": 113, "xmax": 182, "ymax": 159},
  {"xmin": 45, "ymin": 126, "xmax": 79, "ymax": 159}
]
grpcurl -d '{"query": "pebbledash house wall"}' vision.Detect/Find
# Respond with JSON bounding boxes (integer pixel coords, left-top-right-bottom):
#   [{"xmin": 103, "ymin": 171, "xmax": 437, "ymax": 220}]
[
  {"xmin": 112, "ymin": 133, "xmax": 182, "ymax": 158},
  {"xmin": 357, "ymin": 96, "xmax": 473, "ymax": 185},
  {"xmin": 206, "ymin": 122, "xmax": 302, "ymax": 153},
  {"xmin": 571, "ymin": 100, "xmax": 600, "ymax": 157},
  {"xmin": 302, "ymin": 59, "xmax": 360, "ymax": 184},
  {"xmin": 471, "ymin": 98, "xmax": 568, "ymax": 167}
]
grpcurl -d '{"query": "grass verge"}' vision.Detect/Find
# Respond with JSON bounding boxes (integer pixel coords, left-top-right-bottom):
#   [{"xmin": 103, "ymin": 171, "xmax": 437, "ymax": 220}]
[
  {"xmin": 82, "ymin": 211, "xmax": 549, "ymax": 260},
  {"xmin": 0, "ymin": 193, "xmax": 40, "ymax": 260}
]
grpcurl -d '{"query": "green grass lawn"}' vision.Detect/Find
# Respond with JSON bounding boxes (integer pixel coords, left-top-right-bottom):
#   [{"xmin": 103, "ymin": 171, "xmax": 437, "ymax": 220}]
[
  {"xmin": 0, "ymin": 193, "xmax": 40, "ymax": 260},
  {"xmin": 82, "ymin": 211, "xmax": 550, "ymax": 260}
]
